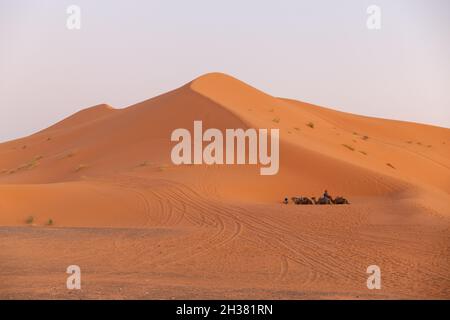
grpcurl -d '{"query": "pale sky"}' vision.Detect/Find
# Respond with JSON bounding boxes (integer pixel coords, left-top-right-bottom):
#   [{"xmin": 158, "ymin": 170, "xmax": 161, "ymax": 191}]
[{"xmin": 1, "ymin": 0, "xmax": 449, "ymax": 142}]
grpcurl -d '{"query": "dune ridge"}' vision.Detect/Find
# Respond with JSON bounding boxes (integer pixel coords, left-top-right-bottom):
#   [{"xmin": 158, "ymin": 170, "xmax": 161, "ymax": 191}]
[
  {"xmin": 0, "ymin": 72, "xmax": 449, "ymax": 299},
  {"xmin": 1, "ymin": 72, "xmax": 449, "ymax": 220}
]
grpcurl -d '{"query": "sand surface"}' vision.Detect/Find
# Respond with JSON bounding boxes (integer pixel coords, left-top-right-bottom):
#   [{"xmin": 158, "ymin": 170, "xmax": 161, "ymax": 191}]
[{"xmin": 0, "ymin": 73, "xmax": 449, "ymax": 299}]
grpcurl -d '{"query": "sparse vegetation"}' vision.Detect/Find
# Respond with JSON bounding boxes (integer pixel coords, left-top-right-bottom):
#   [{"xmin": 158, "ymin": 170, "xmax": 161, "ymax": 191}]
[
  {"xmin": 272, "ymin": 118, "xmax": 280, "ymax": 124},
  {"xmin": 359, "ymin": 150, "xmax": 367, "ymax": 155},
  {"xmin": 75, "ymin": 164, "xmax": 88, "ymax": 172},
  {"xmin": 342, "ymin": 144, "xmax": 355, "ymax": 151},
  {"xmin": 362, "ymin": 135, "xmax": 369, "ymax": 140},
  {"xmin": 386, "ymin": 163, "xmax": 396, "ymax": 169},
  {"xmin": 46, "ymin": 219, "xmax": 53, "ymax": 226},
  {"xmin": 9, "ymin": 158, "xmax": 39, "ymax": 174},
  {"xmin": 306, "ymin": 122, "xmax": 314, "ymax": 129},
  {"xmin": 26, "ymin": 216, "xmax": 34, "ymax": 225},
  {"xmin": 65, "ymin": 151, "xmax": 75, "ymax": 158},
  {"xmin": 139, "ymin": 161, "xmax": 149, "ymax": 167},
  {"xmin": 157, "ymin": 165, "xmax": 169, "ymax": 172},
  {"xmin": 294, "ymin": 127, "xmax": 300, "ymax": 131},
  {"xmin": 25, "ymin": 159, "xmax": 38, "ymax": 169},
  {"xmin": 406, "ymin": 141, "xmax": 413, "ymax": 144}
]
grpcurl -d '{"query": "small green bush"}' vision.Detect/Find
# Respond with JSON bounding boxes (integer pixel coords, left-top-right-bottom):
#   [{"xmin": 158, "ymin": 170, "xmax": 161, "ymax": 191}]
[{"xmin": 342, "ymin": 144, "xmax": 355, "ymax": 151}]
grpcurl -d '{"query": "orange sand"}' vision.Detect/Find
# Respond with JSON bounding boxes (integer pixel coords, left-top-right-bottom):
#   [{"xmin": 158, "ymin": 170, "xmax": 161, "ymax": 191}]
[{"xmin": 0, "ymin": 73, "xmax": 449, "ymax": 299}]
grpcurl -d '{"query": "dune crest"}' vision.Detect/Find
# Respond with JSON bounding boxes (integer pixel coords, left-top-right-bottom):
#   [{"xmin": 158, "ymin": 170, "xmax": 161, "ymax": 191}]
[
  {"xmin": 0, "ymin": 72, "xmax": 449, "ymax": 214},
  {"xmin": 1, "ymin": 73, "xmax": 450, "ymax": 299}
]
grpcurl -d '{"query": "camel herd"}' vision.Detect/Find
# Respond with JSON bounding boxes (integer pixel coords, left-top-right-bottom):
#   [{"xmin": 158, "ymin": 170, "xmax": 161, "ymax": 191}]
[{"xmin": 284, "ymin": 196, "xmax": 350, "ymax": 205}]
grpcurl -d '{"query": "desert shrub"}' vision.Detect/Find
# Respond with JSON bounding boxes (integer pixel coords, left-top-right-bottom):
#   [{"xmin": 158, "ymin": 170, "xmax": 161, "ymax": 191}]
[
  {"xmin": 306, "ymin": 122, "xmax": 314, "ymax": 129},
  {"xmin": 139, "ymin": 161, "xmax": 149, "ymax": 167},
  {"xmin": 157, "ymin": 165, "xmax": 169, "ymax": 172},
  {"xmin": 10, "ymin": 158, "xmax": 39, "ymax": 174},
  {"xmin": 342, "ymin": 144, "xmax": 355, "ymax": 151},
  {"xmin": 75, "ymin": 164, "xmax": 88, "ymax": 172},
  {"xmin": 26, "ymin": 216, "xmax": 34, "ymax": 224},
  {"xmin": 65, "ymin": 152, "xmax": 75, "ymax": 158}
]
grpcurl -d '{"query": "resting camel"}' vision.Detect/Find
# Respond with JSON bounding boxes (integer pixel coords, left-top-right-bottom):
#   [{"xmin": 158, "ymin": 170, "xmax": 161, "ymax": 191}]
[
  {"xmin": 331, "ymin": 196, "xmax": 350, "ymax": 204},
  {"xmin": 291, "ymin": 197, "xmax": 314, "ymax": 205},
  {"xmin": 311, "ymin": 196, "xmax": 332, "ymax": 205},
  {"xmin": 311, "ymin": 196, "xmax": 349, "ymax": 205}
]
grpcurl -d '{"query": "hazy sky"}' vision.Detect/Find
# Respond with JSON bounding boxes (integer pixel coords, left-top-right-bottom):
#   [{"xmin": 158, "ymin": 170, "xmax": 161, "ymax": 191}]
[{"xmin": 1, "ymin": 0, "xmax": 449, "ymax": 142}]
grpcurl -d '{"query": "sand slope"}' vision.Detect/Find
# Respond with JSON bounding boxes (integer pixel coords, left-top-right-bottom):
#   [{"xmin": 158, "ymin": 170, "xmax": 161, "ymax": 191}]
[{"xmin": 0, "ymin": 73, "xmax": 449, "ymax": 299}]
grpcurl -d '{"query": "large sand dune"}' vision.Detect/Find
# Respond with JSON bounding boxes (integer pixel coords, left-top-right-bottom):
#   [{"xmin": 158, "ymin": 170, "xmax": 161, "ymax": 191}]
[{"xmin": 0, "ymin": 73, "xmax": 449, "ymax": 299}]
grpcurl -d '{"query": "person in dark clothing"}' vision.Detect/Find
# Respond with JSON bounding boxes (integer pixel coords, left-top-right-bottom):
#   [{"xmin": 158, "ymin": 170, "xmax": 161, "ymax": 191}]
[{"xmin": 323, "ymin": 190, "xmax": 331, "ymax": 200}]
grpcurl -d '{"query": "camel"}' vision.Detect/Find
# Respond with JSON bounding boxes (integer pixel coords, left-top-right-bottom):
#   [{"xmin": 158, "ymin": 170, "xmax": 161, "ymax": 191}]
[
  {"xmin": 291, "ymin": 197, "xmax": 314, "ymax": 205},
  {"xmin": 311, "ymin": 196, "xmax": 332, "ymax": 205},
  {"xmin": 331, "ymin": 196, "xmax": 350, "ymax": 204},
  {"xmin": 288, "ymin": 194, "xmax": 349, "ymax": 205}
]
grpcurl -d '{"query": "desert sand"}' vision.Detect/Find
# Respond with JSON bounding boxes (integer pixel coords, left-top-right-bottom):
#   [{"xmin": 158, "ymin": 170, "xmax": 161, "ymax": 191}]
[{"xmin": 0, "ymin": 73, "xmax": 449, "ymax": 299}]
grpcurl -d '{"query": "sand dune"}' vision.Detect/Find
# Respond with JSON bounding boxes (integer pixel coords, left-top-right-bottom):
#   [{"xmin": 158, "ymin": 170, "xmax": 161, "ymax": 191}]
[{"xmin": 0, "ymin": 72, "xmax": 449, "ymax": 299}]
